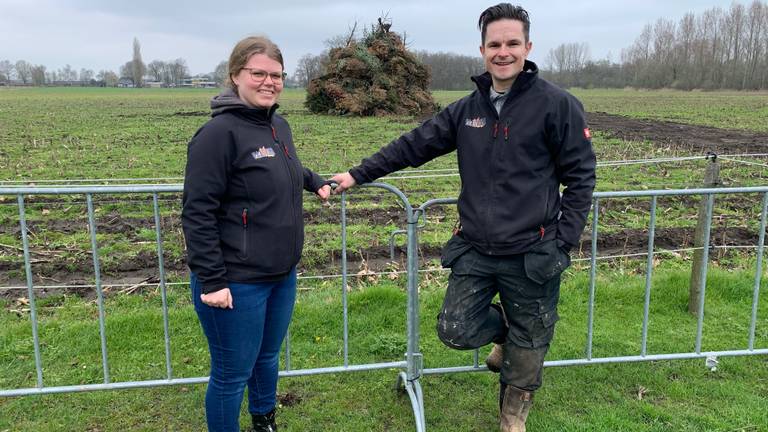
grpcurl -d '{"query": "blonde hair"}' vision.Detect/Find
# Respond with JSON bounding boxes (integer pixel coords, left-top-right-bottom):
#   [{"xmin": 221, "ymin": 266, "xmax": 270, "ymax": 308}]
[{"xmin": 227, "ymin": 36, "xmax": 284, "ymax": 90}]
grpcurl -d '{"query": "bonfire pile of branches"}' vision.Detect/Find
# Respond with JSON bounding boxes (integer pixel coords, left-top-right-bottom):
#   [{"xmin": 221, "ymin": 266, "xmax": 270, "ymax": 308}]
[{"xmin": 305, "ymin": 18, "xmax": 437, "ymax": 117}]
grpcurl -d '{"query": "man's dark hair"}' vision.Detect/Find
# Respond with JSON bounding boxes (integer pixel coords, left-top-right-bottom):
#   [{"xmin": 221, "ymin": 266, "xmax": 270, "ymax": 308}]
[{"xmin": 478, "ymin": 3, "xmax": 530, "ymax": 44}]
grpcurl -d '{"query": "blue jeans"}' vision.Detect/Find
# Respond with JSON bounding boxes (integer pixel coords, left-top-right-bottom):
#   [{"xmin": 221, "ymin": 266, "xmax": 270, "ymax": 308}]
[{"xmin": 191, "ymin": 270, "xmax": 296, "ymax": 432}]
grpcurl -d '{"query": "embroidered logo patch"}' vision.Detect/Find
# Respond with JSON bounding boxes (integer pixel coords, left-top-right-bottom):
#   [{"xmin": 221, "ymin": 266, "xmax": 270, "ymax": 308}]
[
  {"xmin": 465, "ymin": 117, "xmax": 487, "ymax": 128},
  {"xmin": 584, "ymin": 128, "xmax": 592, "ymax": 139},
  {"xmin": 251, "ymin": 146, "xmax": 276, "ymax": 160}
]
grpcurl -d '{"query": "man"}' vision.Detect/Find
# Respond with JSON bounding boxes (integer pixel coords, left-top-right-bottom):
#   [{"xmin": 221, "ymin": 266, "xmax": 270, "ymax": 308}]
[{"xmin": 332, "ymin": 4, "xmax": 596, "ymax": 431}]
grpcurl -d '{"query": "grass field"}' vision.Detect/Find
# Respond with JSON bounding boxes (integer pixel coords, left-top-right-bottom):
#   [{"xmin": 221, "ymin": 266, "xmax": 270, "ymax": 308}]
[{"xmin": 1, "ymin": 87, "xmax": 767, "ymax": 431}]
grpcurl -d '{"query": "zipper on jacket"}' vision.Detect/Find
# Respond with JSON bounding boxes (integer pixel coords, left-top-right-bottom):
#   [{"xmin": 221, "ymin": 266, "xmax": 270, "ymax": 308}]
[
  {"xmin": 539, "ymin": 225, "xmax": 546, "ymax": 240},
  {"xmin": 493, "ymin": 121, "xmax": 499, "ymax": 139},
  {"xmin": 504, "ymin": 123, "xmax": 509, "ymax": 142},
  {"xmin": 241, "ymin": 208, "xmax": 249, "ymax": 259},
  {"xmin": 272, "ymin": 125, "xmax": 292, "ymax": 159},
  {"xmin": 272, "ymin": 122, "xmax": 299, "ymax": 260}
]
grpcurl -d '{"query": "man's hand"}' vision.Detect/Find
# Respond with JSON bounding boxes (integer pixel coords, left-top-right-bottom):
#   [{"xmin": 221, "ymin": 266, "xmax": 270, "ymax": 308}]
[
  {"xmin": 201, "ymin": 288, "xmax": 233, "ymax": 309},
  {"xmin": 316, "ymin": 184, "xmax": 331, "ymax": 201},
  {"xmin": 330, "ymin": 172, "xmax": 357, "ymax": 194}
]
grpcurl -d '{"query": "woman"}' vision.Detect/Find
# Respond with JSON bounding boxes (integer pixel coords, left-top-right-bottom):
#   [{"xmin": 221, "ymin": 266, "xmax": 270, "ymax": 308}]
[{"xmin": 182, "ymin": 36, "xmax": 330, "ymax": 432}]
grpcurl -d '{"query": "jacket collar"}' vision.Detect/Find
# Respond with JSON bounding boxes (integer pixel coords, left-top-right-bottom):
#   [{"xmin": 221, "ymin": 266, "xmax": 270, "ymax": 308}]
[{"xmin": 210, "ymin": 87, "xmax": 279, "ymax": 122}]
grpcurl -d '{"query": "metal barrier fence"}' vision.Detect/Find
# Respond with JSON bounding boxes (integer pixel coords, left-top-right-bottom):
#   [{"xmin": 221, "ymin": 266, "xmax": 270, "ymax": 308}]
[{"xmin": 2, "ymin": 184, "xmax": 768, "ymax": 432}]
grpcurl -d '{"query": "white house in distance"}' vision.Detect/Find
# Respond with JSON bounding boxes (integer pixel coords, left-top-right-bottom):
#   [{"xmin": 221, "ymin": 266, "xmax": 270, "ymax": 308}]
[{"xmin": 181, "ymin": 76, "xmax": 217, "ymax": 88}]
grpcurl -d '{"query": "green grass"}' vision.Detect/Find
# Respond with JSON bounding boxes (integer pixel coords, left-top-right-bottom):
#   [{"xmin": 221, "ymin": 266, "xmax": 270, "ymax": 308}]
[
  {"xmin": 1, "ymin": 87, "xmax": 767, "ymax": 430},
  {"xmin": 1, "ymin": 259, "xmax": 766, "ymax": 431}
]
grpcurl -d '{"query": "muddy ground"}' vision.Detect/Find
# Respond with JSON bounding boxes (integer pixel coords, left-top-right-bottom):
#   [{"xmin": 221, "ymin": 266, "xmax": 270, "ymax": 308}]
[
  {"xmin": 587, "ymin": 112, "xmax": 768, "ymax": 154},
  {"xmin": 2, "ymin": 112, "xmax": 766, "ymax": 297}
]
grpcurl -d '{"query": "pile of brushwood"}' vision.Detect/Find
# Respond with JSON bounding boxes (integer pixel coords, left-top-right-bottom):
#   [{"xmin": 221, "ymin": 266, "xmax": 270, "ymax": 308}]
[{"xmin": 305, "ymin": 19, "xmax": 437, "ymax": 116}]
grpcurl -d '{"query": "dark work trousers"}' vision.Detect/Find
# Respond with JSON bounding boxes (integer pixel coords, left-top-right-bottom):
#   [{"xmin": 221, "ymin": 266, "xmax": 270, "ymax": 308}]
[{"xmin": 437, "ymin": 240, "xmax": 564, "ymax": 392}]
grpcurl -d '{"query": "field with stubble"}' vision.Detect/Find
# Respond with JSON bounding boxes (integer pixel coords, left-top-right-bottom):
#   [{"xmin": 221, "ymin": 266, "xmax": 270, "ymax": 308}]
[{"xmin": 1, "ymin": 87, "xmax": 767, "ymax": 431}]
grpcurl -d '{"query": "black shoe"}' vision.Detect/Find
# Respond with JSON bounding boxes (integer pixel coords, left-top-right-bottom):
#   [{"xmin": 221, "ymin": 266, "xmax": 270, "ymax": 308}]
[{"xmin": 251, "ymin": 408, "xmax": 277, "ymax": 432}]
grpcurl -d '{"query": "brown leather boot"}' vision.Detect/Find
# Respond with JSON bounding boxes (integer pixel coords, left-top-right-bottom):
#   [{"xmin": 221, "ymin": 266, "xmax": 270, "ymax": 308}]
[
  {"xmin": 500, "ymin": 385, "xmax": 533, "ymax": 432},
  {"xmin": 486, "ymin": 303, "xmax": 508, "ymax": 373},
  {"xmin": 485, "ymin": 343, "xmax": 503, "ymax": 372}
]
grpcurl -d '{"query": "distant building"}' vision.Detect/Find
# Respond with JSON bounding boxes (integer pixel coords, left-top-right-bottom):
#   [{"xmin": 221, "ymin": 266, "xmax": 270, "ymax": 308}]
[{"xmin": 181, "ymin": 76, "xmax": 218, "ymax": 88}]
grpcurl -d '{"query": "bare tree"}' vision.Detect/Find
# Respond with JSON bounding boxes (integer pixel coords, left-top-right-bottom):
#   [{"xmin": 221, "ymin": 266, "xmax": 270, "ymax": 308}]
[
  {"xmin": 79, "ymin": 68, "xmax": 94, "ymax": 84},
  {"xmin": 58, "ymin": 64, "xmax": 77, "ymax": 83},
  {"xmin": 97, "ymin": 70, "xmax": 119, "ymax": 87},
  {"xmin": 0, "ymin": 60, "xmax": 13, "ymax": 83},
  {"xmin": 30, "ymin": 65, "xmax": 46, "ymax": 86},
  {"xmin": 147, "ymin": 60, "xmax": 166, "ymax": 83},
  {"xmin": 213, "ymin": 60, "xmax": 228, "ymax": 86},
  {"xmin": 120, "ymin": 61, "xmax": 135, "ymax": 85},
  {"xmin": 742, "ymin": 1, "xmax": 766, "ymax": 88},
  {"xmin": 15, "ymin": 60, "xmax": 31, "ymax": 84},
  {"xmin": 294, "ymin": 53, "xmax": 325, "ymax": 87},
  {"xmin": 168, "ymin": 58, "xmax": 188, "ymax": 86},
  {"xmin": 414, "ymin": 51, "xmax": 484, "ymax": 90},
  {"xmin": 131, "ymin": 37, "xmax": 146, "ymax": 87}
]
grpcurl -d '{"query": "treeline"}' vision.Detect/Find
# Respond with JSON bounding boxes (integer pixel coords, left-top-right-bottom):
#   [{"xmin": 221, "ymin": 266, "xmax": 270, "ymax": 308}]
[
  {"xmin": 544, "ymin": 1, "xmax": 768, "ymax": 90},
  {"xmin": 414, "ymin": 51, "xmax": 484, "ymax": 90},
  {"xmin": 0, "ymin": 59, "xmax": 119, "ymax": 87},
  {"xmin": 0, "ymin": 38, "xmax": 226, "ymax": 88},
  {"xmin": 4, "ymin": 2, "xmax": 765, "ymax": 91}
]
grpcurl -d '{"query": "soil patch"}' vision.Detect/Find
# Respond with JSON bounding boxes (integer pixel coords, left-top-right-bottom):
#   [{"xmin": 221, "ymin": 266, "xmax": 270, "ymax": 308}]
[{"xmin": 588, "ymin": 112, "xmax": 768, "ymax": 154}]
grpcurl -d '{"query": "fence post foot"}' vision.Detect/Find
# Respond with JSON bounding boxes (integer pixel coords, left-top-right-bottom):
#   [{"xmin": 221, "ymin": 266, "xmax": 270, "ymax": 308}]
[
  {"xmin": 398, "ymin": 371, "xmax": 426, "ymax": 432},
  {"xmin": 705, "ymin": 356, "xmax": 718, "ymax": 371}
]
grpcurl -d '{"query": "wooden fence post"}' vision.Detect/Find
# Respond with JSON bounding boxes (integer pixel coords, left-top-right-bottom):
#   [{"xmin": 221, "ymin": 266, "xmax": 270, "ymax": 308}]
[{"xmin": 688, "ymin": 154, "xmax": 721, "ymax": 314}]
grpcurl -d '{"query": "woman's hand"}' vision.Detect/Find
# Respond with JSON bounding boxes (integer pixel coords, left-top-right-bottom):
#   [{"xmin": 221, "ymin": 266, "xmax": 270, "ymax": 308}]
[
  {"xmin": 316, "ymin": 184, "xmax": 331, "ymax": 201},
  {"xmin": 201, "ymin": 288, "xmax": 233, "ymax": 309}
]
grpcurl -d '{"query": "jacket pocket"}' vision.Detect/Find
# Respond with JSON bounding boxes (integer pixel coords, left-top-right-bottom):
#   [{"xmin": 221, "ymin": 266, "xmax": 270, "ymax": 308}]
[
  {"xmin": 440, "ymin": 234, "xmax": 473, "ymax": 268},
  {"xmin": 523, "ymin": 239, "xmax": 570, "ymax": 284},
  {"xmin": 531, "ymin": 308, "xmax": 560, "ymax": 348}
]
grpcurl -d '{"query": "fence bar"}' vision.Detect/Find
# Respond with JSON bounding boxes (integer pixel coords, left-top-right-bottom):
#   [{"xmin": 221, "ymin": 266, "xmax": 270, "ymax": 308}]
[
  {"xmin": 341, "ymin": 191, "xmax": 349, "ymax": 367},
  {"xmin": 421, "ymin": 348, "xmax": 768, "ymax": 376},
  {"xmin": 749, "ymin": 192, "xmax": 768, "ymax": 349},
  {"xmin": 17, "ymin": 194, "xmax": 44, "ymax": 388},
  {"xmin": 152, "ymin": 193, "xmax": 173, "ymax": 380},
  {"xmin": 389, "ymin": 229, "xmax": 407, "ymax": 260},
  {"xmin": 694, "ymin": 194, "xmax": 715, "ymax": 354},
  {"xmin": 586, "ymin": 199, "xmax": 599, "ymax": 360},
  {"xmin": 86, "ymin": 193, "xmax": 110, "ymax": 383},
  {"xmin": 6, "ymin": 185, "xmax": 768, "ymax": 198},
  {"xmin": 641, "ymin": 197, "xmax": 657, "ymax": 356},
  {"xmin": 406, "ymin": 208, "xmax": 422, "ymax": 381}
]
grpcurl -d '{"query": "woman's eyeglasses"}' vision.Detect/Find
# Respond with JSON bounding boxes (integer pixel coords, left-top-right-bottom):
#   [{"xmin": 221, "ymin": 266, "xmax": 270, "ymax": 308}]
[{"xmin": 242, "ymin": 68, "xmax": 287, "ymax": 84}]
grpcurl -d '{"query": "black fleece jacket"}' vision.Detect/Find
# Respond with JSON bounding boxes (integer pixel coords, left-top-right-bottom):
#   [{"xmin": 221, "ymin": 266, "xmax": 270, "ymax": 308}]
[
  {"xmin": 182, "ymin": 89, "xmax": 325, "ymax": 293},
  {"xmin": 350, "ymin": 61, "xmax": 596, "ymax": 255}
]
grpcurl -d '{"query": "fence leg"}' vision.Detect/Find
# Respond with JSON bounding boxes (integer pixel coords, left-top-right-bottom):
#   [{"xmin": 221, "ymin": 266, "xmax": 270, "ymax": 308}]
[
  {"xmin": 402, "ymin": 206, "xmax": 426, "ymax": 431},
  {"xmin": 705, "ymin": 356, "xmax": 719, "ymax": 372}
]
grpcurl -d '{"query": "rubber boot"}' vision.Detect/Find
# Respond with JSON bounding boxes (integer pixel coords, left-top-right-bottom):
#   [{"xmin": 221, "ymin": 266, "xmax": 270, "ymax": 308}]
[
  {"xmin": 499, "ymin": 385, "xmax": 533, "ymax": 432},
  {"xmin": 486, "ymin": 343, "xmax": 504, "ymax": 372},
  {"xmin": 251, "ymin": 408, "xmax": 277, "ymax": 432},
  {"xmin": 485, "ymin": 303, "xmax": 509, "ymax": 373}
]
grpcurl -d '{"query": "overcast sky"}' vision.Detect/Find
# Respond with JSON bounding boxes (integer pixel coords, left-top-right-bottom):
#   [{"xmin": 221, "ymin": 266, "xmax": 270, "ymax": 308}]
[{"xmin": 1, "ymin": 0, "xmax": 740, "ymax": 76}]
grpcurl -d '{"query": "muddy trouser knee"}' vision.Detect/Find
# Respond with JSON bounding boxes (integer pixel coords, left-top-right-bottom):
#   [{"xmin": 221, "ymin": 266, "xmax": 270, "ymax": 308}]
[{"xmin": 436, "ymin": 248, "xmax": 508, "ymax": 349}]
